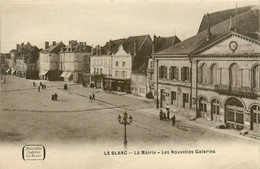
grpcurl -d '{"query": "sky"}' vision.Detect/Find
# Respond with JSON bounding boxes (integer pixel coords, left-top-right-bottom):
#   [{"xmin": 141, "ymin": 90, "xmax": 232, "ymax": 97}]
[{"xmin": 0, "ymin": 0, "xmax": 259, "ymax": 53}]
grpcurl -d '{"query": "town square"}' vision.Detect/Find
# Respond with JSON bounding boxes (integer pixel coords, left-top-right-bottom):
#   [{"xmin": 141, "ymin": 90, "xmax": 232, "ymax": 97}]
[{"xmin": 0, "ymin": 0, "xmax": 260, "ymax": 169}]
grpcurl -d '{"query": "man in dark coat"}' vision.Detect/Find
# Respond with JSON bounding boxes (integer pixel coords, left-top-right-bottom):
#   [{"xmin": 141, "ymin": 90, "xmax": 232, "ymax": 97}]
[
  {"xmin": 38, "ymin": 86, "xmax": 40, "ymax": 92},
  {"xmin": 171, "ymin": 115, "xmax": 176, "ymax": 126},
  {"xmin": 92, "ymin": 93, "xmax": 95, "ymax": 100}
]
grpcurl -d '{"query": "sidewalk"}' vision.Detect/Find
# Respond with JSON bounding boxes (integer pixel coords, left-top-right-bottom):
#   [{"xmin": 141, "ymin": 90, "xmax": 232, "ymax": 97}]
[{"xmin": 140, "ymin": 107, "xmax": 260, "ymax": 143}]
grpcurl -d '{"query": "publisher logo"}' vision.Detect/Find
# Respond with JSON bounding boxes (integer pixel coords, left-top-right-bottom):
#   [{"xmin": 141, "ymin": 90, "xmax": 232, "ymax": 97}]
[{"xmin": 22, "ymin": 145, "xmax": 46, "ymax": 161}]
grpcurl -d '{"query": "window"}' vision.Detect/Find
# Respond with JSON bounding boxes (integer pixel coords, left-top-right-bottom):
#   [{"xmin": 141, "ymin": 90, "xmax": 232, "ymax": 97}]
[
  {"xmin": 100, "ymin": 68, "xmax": 102, "ymax": 74},
  {"xmin": 94, "ymin": 68, "xmax": 96, "ymax": 74},
  {"xmin": 171, "ymin": 91, "xmax": 177, "ymax": 105},
  {"xmin": 122, "ymin": 62, "xmax": 126, "ymax": 67},
  {"xmin": 159, "ymin": 66, "xmax": 167, "ymax": 79},
  {"xmin": 139, "ymin": 87, "xmax": 145, "ymax": 94},
  {"xmin": 253, "ymin": 65, "xmax": 260, "ymax": 88},
  {"xmin": 169, "ymin": 66, "xmax": 178, "ymax": 80},
  {"xmin": 211, "ymin": 99, "xmax": 220, "ymax": 115},
  {"xmin": 97, "ymin": 68, "xmax": 99, "ymax": 74},
  {"xmin": 199, "ymin": 64, "xmax": 207, "ymax": 83},
  {"xmin": 150, "ymin": 60, "xmax": 154, "ymax": 68},
  {"xmin": 181, "ymin": 67, "xmax": 190, "ymax": 81},
  {"xmin": 210, "ymin": 64, "xmax": 218, "ymax": 84},
  {"xmin": 183, "ymin": 93, "xmax": 189, "ymax": 103},
  {"xmin": 251, "ymin": 105, "xmax": 260, "ymax": 124},
  {"xmin": 149, "ymin": 73, "xmax": 153, "ymax": 80},
  {"xmin": 229, "ymin": 63, "xmax": 241, "ymax": 87},
  {"xmin": 116, "ymin": 61, "xmax": 118, "ymax": 66}
]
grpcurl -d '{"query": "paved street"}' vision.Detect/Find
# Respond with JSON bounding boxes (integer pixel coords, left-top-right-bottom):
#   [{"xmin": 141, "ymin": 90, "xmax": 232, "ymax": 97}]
[{"xmin": 0, "ymin": 76, "xmax": 259, "ymax": 147}]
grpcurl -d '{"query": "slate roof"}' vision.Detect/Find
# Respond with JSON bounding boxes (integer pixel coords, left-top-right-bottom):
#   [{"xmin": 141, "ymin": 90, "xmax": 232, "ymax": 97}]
[
  {"xmin": 155, "ymin": 5, "xmax": 259, "ymax": 56},
  {"xmin": 61, "ymin": 41, "xmax": 92, "ymax": 53},
  {"xmin": 41, "ymin": 42, "xmax": 65, "ymax": 53},
  {"xmin": 100, "ymin": 35, "xmax": 153, "ymax": 73},
  {"xmin": 154, "ymin": 35, "xmax": 181, "ymax": 53},
  {"xmin": 198, "ymin": 5, "xmax": 252, "ymax": 33}
]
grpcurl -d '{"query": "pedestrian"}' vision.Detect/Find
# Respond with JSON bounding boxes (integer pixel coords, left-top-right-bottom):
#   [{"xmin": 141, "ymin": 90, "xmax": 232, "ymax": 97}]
[
  {"xmin": 38, "ymin": 86, "xmax": 40, "ymax": 92},
  {"xmin": 54, "ymin": 93, "xmax": 58, "ymax": 101},
  {"xmin": 33, "ymin": 82, "xmax": 36, "ymax": 87},
  {"xmin": 166, "ymin": 108, "xmax": 170, "ymax": 120},
  {"xmin": 51, "ymin": 94, "xmax": 54, "ymax": 100},
  {"xmin": 89, "ymin": 95, "xmax": 92, "ymax": 103},
  {"xmin": 92, "ymin": 93, "xmax": 95, "ymax": 100},
  {"xmin": 171, "ymin": 115, "xmax": 176, "ymax": 126}
]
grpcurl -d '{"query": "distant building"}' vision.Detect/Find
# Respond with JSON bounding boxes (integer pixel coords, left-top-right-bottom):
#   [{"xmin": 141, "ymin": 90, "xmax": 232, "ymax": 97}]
[
  {"xmin": 147, "ymin": 35, "xmax": 181, "ymax": 98},
  {"xmin": 153, "ymin": 5, "xmax": 260, "ymax": 131},
  {"xmin": 1, "ymin": 53, "xmax": 10, "ymax": 75},
  {"xmin": 91, "ymin": 35, "xmax": 153, "ymax": 94},
  {"xmin": 59, "ymin": 41, "xmax": 92, "ymax": 83},
  {"xmin": 15, "ymin": 42, "xmax": 40, "ymax": 79},
  {"xmin": 39, "ymin": 41, "xmax": 65, "ymax": 80}
]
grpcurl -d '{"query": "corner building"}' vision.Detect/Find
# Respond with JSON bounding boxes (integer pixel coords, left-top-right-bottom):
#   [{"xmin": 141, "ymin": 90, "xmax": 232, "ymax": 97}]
[{"xmin": 153, "ymin": 5, "xmax": 260, "ymax": 131}]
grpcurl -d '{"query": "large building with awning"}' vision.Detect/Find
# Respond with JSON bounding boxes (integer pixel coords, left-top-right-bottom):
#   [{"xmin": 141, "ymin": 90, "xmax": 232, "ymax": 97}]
[
  {"xmin": 59, "ymin": 41, "xmax": 92, "ymax": 83},
  {"xmin": 39, "ymin": 41, "xmax": 65, "ymax": 80},
  {"xmin": 153, "ymin": 5, "xmax": 260, "ymax": 132}
]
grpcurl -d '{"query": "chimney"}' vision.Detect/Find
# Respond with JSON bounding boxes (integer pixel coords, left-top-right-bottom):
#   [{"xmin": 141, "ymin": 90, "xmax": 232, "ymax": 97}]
[
  {"xmin": 91, "ymin": 45, "xmax": 94, "ymax": 55},
  {"xmin": 45, "ymin": 42, "xmax": 49, "ymax": 49},
  {"xmin": 133, "ymin": 42, "xmax": 137, "ymax": 56},
  {"xmin": 206, "ymin": 13, "xmax": 212, "ymax": 41},
  {"xmin": 52, "ymin": 41, "xmax": 56, "ymax": 46},
  {"xmin": 99, "ymin": 46, "xmax": 102, "ymax": 55},
  {"xmin": 16, "ymin": 44, "xmax": 20, "ymax": 49},
  {"xmin": 79, "ymin": 42, "xmax": 83, "ymax": 47},
  {"xmin": 108, "ymin": 40, "xmax": 111, "ymax": 55},
  {"xmin": 229, "ymin": 16, "xmax": 232, "ymax": 30},
  {"xmin": 96, "ymin": 45, "xmax": 99, "ymax": 56},
  {"xmin": 21, "ymin": 43, "xmax": 24, "ymax": 46}
]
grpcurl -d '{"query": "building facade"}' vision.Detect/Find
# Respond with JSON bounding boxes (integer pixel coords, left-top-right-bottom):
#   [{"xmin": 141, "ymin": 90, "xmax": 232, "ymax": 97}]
[
  {"xmin": 153, "ymin": 6, "xmax": 260, "ymax": 132},
  {"xmin": 59, "ymin": 41, "xmax": 92, "ymax": 83},
  {"xmin": 39, "ymin": 41, "xmax": 65, "ymax": 80},
  {"xmin": 15, "ymin": 42, "xmax": 40, "ymax": 79}
]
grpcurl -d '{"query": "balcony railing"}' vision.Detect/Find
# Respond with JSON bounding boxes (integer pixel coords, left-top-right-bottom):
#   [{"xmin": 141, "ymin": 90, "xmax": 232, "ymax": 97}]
[{"xmin": 215, "ymin": 85, "xmax": 258, "ymax": 99}]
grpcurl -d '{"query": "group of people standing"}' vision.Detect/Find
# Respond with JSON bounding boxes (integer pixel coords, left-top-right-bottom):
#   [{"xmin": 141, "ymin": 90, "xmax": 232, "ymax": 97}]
[
  {"xmin": 34, "ymin": 82, "xmax": 46, "ymax": 92},
  {"xmin": 159, "ymin": 108, "xmax": 176, "ymax": 126}
]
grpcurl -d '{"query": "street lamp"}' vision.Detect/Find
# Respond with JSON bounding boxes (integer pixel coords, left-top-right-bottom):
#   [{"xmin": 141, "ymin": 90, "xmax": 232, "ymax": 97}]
[{"xmin": 118, "ymin": 111, "xmax": 133, "ymax": 148}]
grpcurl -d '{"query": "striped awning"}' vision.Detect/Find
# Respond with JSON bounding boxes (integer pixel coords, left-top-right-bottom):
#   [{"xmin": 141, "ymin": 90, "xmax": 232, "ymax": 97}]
[
  {"xmin": 65, "ymin": 72, "xmax": 73, "ymax": 79},
  {"xmin": 60, "ymin": 72, "xmax": 68, "ymax": 78},
  {"xmin": 6, "ymin": 69, "xmax": 10, "ymax": 73}
]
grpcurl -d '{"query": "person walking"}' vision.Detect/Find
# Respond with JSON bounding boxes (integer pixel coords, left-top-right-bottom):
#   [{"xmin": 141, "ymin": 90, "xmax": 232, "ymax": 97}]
[
  {"xmin": 38, "ymin": 86, "xmax": 40, "ymax": 92},
  {"xmin": 89, "ymin": 95, "xmax": 92, "ymax": 103},
  {"xmin": 171, "ymin": 115, "xmax": 176, "ymax": 126},
  {"xmin": 166, "ymin": 108, "xmax": 170, "ymax": 120},
  {"xmin": 92, "ymin": 93, "xmax": 95, "ymax": 100}
]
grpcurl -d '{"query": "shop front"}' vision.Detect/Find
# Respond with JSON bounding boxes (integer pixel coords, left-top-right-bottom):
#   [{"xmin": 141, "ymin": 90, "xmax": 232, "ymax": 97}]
[{"xmin": 104, "ymin": 77, "xmax": 131, "ymax": 93}]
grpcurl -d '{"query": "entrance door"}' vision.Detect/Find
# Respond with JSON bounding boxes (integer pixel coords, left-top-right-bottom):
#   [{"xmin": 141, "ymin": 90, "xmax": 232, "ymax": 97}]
[
  {"xmin": 226, "ymin": 105, "xmax": 244, "ymax": 130},
  {"xmin": 199, "ymin": 97, "xmax": 207, "ymax": 118},
  {"xmin": 225, "ymin": 97, "xmax": 245, "ymax": 130}
]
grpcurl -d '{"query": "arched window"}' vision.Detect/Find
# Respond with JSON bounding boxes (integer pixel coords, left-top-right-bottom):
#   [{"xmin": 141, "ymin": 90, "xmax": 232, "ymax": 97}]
[
  {"xmin": 252, "ymin": 65, "xmax": 260, "ymax": 88},
  {"xmin": 210, "ymin": 64, "xmax": 218, "ymax": 84},
  {"xmin": 211, "ymin": 99, "xmax": 220, "ymax": 115},
  {"xmin": 199, "ymin": 63, "xmax": 207, "ymax": 84},
  {"xmin": 229, "ymin": 63, "xmax": 240, "ymax": 87},
  {"xmin": 251, "ymin": 105, "xmax": 260, "ymax": 124}
]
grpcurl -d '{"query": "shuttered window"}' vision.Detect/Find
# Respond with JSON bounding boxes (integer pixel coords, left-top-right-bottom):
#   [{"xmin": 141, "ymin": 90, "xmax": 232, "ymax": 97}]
[{"xmin": 181, "ymin": 67, "xmax": 190, "ymax": 81}]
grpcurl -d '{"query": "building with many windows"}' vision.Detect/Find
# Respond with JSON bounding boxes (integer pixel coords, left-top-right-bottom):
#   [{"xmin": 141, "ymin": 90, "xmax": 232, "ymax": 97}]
[
  {"xmin": 147, "ymin": 35, "xmax": 181, "ymax": 98},
  {"xmin": 59, "ymin": 40, "xmax": 92, "ymax": 83},
  {"xmin": 15, "ymin": 42, "xmax": 40, "ymax": 79},
  {"xmin": 39, "ymin": 41, "xmax": 65, "ymax": 80},
  {"xmin": 153, "ymin": 5, "xmax": 260, "ymax": 131}
]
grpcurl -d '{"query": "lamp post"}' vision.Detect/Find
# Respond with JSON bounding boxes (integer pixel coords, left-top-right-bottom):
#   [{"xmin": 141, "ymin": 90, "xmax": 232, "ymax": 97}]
[{"xmin": 118, "ymin": 111, "xmax": 133, "ymax": 148}]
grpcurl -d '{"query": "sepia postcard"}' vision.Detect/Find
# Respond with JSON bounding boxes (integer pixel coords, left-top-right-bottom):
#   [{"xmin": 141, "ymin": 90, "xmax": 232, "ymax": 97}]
[{"xmin": 0, "ymin": 0, "xmax": 260, "ymax": 168}]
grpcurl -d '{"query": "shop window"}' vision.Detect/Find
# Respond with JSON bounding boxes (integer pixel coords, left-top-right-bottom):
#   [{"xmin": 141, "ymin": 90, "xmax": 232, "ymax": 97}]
[
  {"xmin": 183, "ymin": 93, "xmax": 189, "ymax": 103},
  {"xmin": 171, "ymin": 91, "xmax": 176, "ymax": 104}
]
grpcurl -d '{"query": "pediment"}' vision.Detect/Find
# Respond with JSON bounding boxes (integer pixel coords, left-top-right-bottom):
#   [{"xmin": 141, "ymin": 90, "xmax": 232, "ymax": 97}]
[
  {"xmin": 114, "ymin": 44, "xmax": 129, "ymax": 56},
  {"xmin": 199, "ymin": 34, "xmax": 260, "ymax": 55}
]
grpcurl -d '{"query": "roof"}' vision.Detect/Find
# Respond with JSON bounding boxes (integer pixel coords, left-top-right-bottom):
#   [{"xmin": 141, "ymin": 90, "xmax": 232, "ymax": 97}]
[
  {"xmin": 155, "ymin": 5, "xmax": 259, "ymax": 56},
  {"xmin": 62, "ymin": 41, "xmax": 92, "ymax": 53},
  {"xmin": 100, "ymin": 35, "xmax": 153, "ymax": 73},
  {"xmin": 41, "ymin": 42, "xmax": 65, "ymax": 53},
  {"xmin": 154, "ymin": 35, "xmax": 181, "ymax": 53},
  {"xmin": 198, "ymin": 5, "xmax": 252, "ymax": 33}
]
